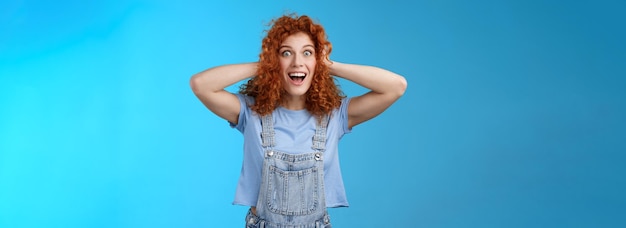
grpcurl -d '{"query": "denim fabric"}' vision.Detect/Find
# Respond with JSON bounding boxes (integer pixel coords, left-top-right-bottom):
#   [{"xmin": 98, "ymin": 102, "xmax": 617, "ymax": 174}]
[
  {"xmin": 245, "ymin": 114, "xmax": 332, "ymax": 227},
  {"xmin": 231, "ymin": 95, "xmax": 352, "ymax": 208},
  {"xmin": 246, "ymin": 208, "xmax": 331, "ymax": 228}
]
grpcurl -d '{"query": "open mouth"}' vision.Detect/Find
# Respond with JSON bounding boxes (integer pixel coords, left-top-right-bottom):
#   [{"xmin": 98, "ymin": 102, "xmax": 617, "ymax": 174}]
[{"xmin": 288, "ymin": 72, "xmax": 307, "ymax": 84}]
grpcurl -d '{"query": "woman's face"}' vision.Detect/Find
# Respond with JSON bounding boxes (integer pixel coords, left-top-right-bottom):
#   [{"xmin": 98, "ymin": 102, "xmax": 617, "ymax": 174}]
[{"xmin": 278, "ymin": 32, "xmax": 316, "ymax": 97}]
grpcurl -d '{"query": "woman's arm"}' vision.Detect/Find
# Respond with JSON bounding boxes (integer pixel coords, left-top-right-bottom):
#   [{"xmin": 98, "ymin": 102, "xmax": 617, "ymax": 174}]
[
  {"xmin": 330, "ymin": 61, "xmax": 407, "ymax": 128},
  {"xmin": 190, "ymin": 63, "xmax": 257, "ymax": 124}
]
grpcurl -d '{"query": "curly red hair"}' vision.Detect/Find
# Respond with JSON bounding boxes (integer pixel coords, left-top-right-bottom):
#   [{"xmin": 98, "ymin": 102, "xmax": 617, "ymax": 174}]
[{"xmin": 239, "ymin": 14, "xmax": 344, "ymax": 118}]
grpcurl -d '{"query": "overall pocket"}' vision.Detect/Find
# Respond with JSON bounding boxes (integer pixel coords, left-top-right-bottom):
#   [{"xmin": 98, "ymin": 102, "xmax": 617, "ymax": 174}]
[{"xmin": 266, "ymin": 165, "xmax": 319, "ymax": 216}]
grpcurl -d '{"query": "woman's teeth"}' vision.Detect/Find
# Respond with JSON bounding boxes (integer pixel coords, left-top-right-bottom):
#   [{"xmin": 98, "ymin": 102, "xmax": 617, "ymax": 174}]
[{"xmin": 289, "ymin": 73, "xmax": 306, "ymax": 82}]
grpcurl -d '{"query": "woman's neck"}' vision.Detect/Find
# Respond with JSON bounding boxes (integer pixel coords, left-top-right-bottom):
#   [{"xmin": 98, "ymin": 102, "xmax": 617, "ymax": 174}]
[{"xmin": 281, "ymin": 95, "xmax": 306, "ymax": 110}]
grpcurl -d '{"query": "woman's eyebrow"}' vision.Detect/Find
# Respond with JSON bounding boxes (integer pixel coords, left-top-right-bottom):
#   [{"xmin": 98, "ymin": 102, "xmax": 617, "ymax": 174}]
[{"xmin": 279, "ymin": 44, "xmax": 314, "ymax": 49}]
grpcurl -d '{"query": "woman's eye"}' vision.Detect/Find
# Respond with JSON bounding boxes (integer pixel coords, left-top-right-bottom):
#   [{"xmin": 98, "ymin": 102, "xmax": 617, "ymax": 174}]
[
  {"xmin": 281, "ymin": 50, "xmax": 292, "ymax": 57},
  {"xmin": 304, "ymin": 50, "xmax": 312, "ymax": 56}
]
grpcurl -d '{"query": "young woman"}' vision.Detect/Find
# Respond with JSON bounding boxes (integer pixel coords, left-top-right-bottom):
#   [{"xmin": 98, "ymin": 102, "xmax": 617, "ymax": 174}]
[{"xmin": 190, "ymin": 14, "xmax": 407, "ymax": 228}]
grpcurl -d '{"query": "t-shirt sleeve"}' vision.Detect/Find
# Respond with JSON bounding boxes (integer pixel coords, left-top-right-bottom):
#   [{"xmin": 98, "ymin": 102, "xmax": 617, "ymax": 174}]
[
  {"xmin": 339, "ymin": 97, "xmax": 352, "ymax": 135},
  {"xmin": 229, "ymin": 94, "xmax": 250, "ymax": 133}
]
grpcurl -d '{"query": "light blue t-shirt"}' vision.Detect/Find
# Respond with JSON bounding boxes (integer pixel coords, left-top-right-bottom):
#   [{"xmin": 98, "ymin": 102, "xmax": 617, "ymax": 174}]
[{"xmin": 230, "ymin": 94, "xmax": 351, "ymax": 208}]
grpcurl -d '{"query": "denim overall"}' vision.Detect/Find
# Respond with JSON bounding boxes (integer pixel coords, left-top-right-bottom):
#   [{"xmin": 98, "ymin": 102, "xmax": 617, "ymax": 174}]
[{"xmin": 245, "ymin": 114, "xmax": 332, "ymax": 228}]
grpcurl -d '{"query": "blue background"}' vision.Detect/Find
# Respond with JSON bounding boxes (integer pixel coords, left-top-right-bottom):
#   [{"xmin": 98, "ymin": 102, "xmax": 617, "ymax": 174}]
[{"xmin": 1, "ymin": 0, "xmax": 625, "ymax": 227}]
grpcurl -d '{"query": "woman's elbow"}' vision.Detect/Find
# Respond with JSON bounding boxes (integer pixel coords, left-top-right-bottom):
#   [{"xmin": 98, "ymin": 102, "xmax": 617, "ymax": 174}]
[
  {"xmin": 394, "ymin": 75, "xmax": 408, "ymax": 98},
  {"xmin": 189, "ymin": 74, "xmax": 204, "ymax": 95}
]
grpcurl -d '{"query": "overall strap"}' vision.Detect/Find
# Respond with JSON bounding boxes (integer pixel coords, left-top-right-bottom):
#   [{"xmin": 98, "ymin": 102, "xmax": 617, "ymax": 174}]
[
  {"xmin": 311, "ymin": 115, "xmax": 329, "ymax": 152},
  {"xmin": 260, "ymin": 114, "xmax": 275, "ymax": 148}
]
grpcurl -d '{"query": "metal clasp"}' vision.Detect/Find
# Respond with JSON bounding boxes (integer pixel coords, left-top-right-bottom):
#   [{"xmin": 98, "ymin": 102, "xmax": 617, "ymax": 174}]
[{"xmin": 314, "ymin": 152, "xmax": 322, "ymax": 161}]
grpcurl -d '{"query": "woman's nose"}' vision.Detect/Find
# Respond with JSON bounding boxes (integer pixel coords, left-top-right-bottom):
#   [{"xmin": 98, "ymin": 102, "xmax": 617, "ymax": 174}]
[{"xmin": 292, "ymin": 54, "xmax": 303, "ymax": 67}]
